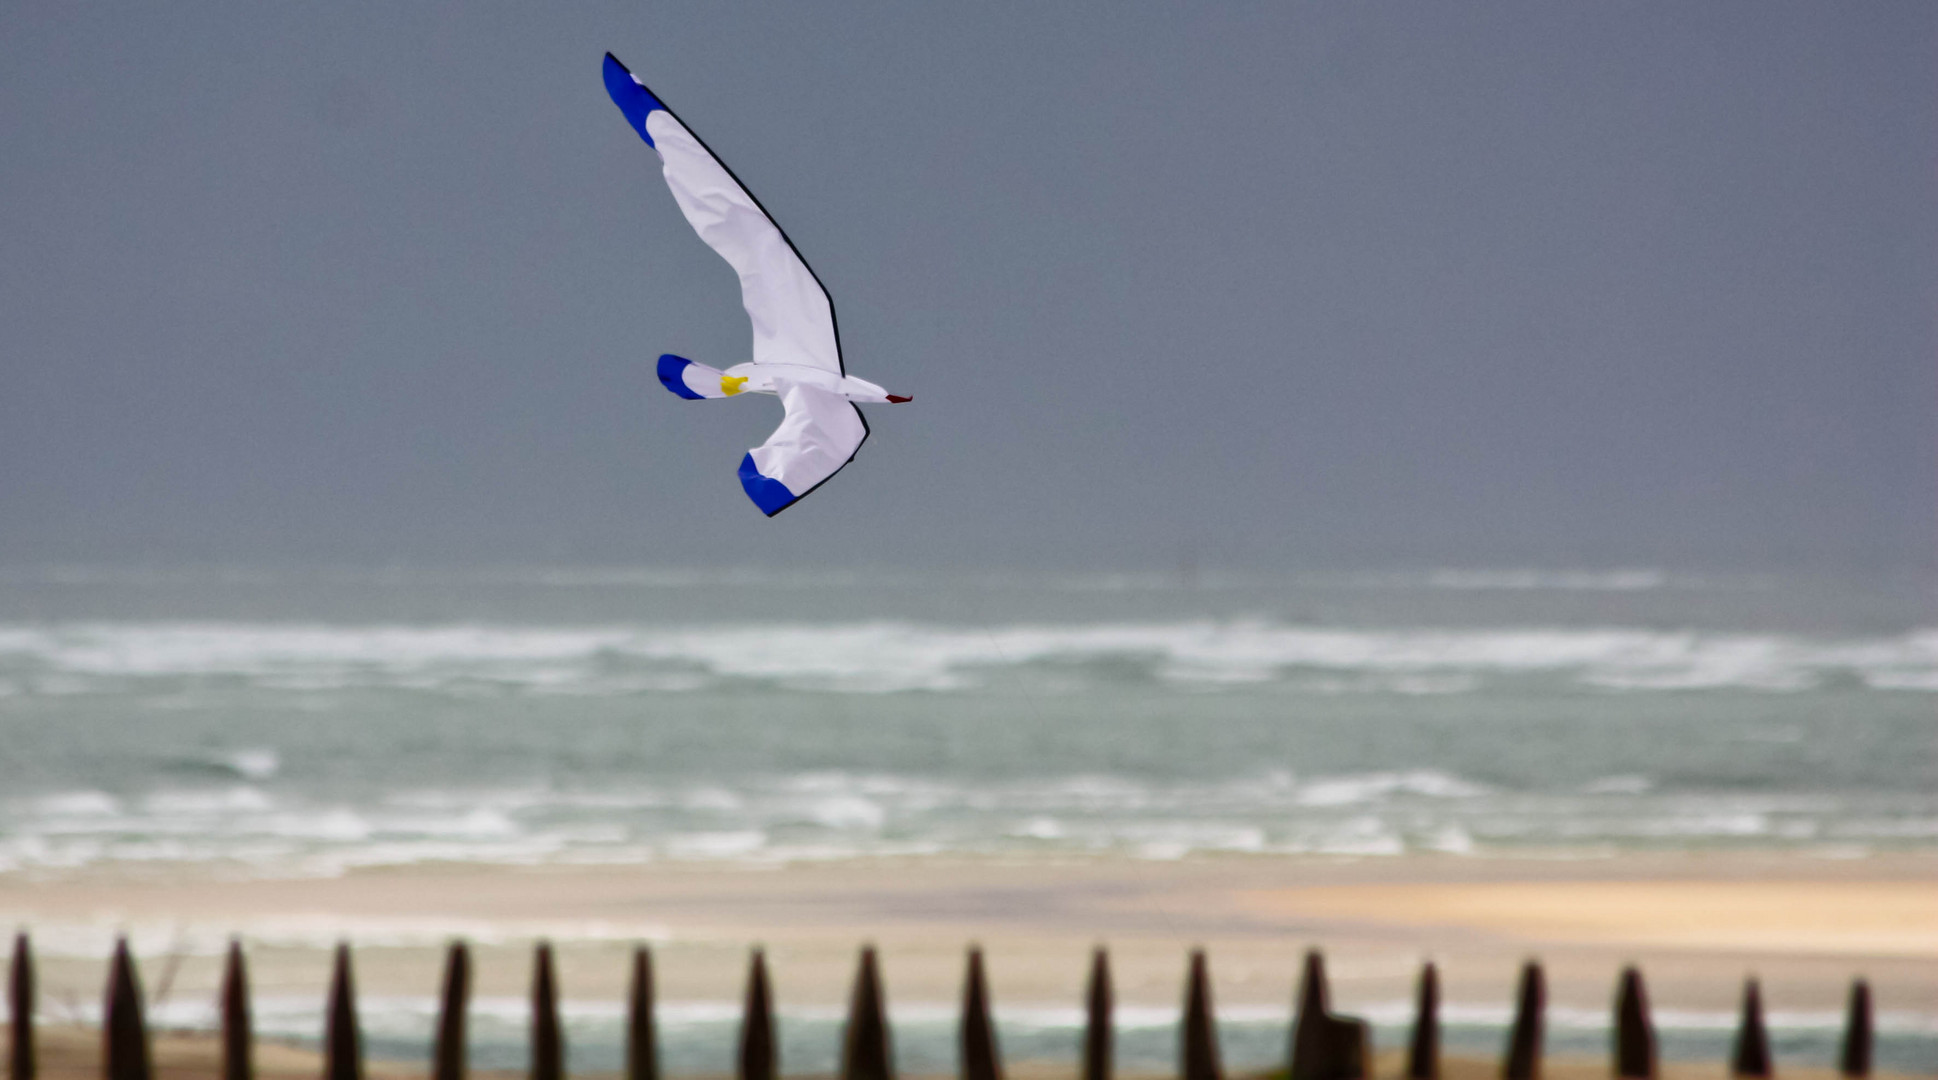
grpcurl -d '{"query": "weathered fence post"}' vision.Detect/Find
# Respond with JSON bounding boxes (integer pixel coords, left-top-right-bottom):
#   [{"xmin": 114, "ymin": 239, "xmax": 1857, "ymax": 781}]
[
  {"xmin": 738, "ymin": 949, "xmax": 774, "ymax": 1080},
  {"xmin": 1289, "ymin": 951, "xmax": 1369, "ymax": 1080},
  {"xmin": 1181, "ymin": 949, "xmax": 1222, "ymax": 1080},
  {"xmin": 220, "ymin": 940, "xmax": 251, "ymax": 1080},
  {"xmin": 1838, "ymin": 980, "xmax": 1871, "ymax": 1079},
  {"xmin": 326, "ymin": 943, "xmax": 362, "ymax": 1080},
  {"xmin": 104, "ymin": 937, "xmax": 151, "ymax": 1080},
  {"xmin": 1081, "ymin": 947, "xmax": 1111, "ymax": 1080},
  {"xmin": 629, "ymin": 946, "xmax": 658, "ymax": 1080},
  {"xmin": 1406, "ymin": 963, "xmax": 1439, "ymax": 1080},
  {"xmin": 1730, "ymin": 978, "xmax": 1771, "ymax": 1078},
  {"xmin": 961, "ymin": 947, "xmax": 1003, "ymax": 1080},
  {"xmin": 1613, "ymin": 967, "xmax": 1655, "ymax": 1080},
  {"xmin": 532, "ymin": 942, "xmax": 564, "ymax": 1080},
  {"xmin": 433, "ymin": 942, "xmax": 469, "ymax": 1080},
  {"xmin": 10, "ymin": 933, "xmax": 32, "ymax": 1080},
  {"xmin": 1290, "ymin": 951, "xmax": 1330, "ymax": 1080},
  {"xmin": 1502, "ymin": 962, "xmax": 1544, "ymax": 1080},
  {"xmin": 841, "ymin": 946, "xmax": 893, "ymax": 1080}
]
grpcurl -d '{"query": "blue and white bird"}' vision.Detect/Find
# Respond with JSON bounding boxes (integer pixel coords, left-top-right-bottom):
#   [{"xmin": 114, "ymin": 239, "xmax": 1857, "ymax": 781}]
[{"xmin": 603, "ymin": 53, "xmax": 909, "ymax": 517}]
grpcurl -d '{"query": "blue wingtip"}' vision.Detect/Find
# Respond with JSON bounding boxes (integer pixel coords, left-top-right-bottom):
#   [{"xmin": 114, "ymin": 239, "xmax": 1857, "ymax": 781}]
[
  {"xmin": 738, "ymin": 454, "xmax": 800, "ymax": 517},
  {"xmin": 657, "ymin": 354, "xmax": 706, "ymax": 400},
  {"xmin": 603, "ymin": 53, "xmax": 665, "ymax": 147}
]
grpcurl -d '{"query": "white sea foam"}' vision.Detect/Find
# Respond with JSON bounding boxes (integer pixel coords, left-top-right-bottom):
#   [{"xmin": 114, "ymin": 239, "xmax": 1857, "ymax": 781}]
[
  {"xmin": 218, "ymin": 748, "xmax": 281, "ymax": 779},
  {"xmin": 664, "ymin": 830, "xmax": 766, "ymax": 859},
  {"xmin": 1012, "ymin": 816, "xmax": 1065, "ymax": 840},
  {"xmin": 1295, "ymin": 770, "xmax": 1488, "ymax": 807},
  {"xmin": 803, "ymin": 794, "xmax": 888, "ymax": 830},
  {"xmin": 1, "ymin": 621, "xmax": 1933, "ymax": 697},
  {"xmin": 34, "ymin": 790, "xmax": 121, "ymax": 816},
  {"xmin": 3, "ymin": 763, "xmax": 1933, "ymax": 875}
]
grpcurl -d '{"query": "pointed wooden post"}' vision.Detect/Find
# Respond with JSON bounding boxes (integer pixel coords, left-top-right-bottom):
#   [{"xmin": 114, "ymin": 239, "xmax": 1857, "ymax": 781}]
[
  {"xmin": 1730, "ymin": 978, "xmax": 1771, "ymax": 1078},
  {"xmin": 1290, "ymin": 951, "xmax": 1330, "ymax": 1080},
  {"xmin": 1406, "ymin": 963, "xmax": 1439, "ymax": 1080},
  {"xmin": 1081, "ymin": 947, "xmax": 1111, "ymax": 1080},
  {"xmin": 1613, "ymin": 967, "xmax": 1654, "ymax": 1080},
  {"xmin": 841, "ymin": 946, "xmax": 893, "ymax": 1080},
  {"xmin": 1181, "ymin": 950, "xmax": 1222, "ymax": 1080},
  {"xmin": 629, "ymin": 947, "xmax": 658, "ymax": 1080},
  {"xmin": 1838, "ymin": 980, "xmax": 1871, "ymax": 1079},
  {"xmin": 325, "ymin": 943, "xmax": 362, "ymax": 1080},
  {"xmin": 1290, "ymin": 951, "xmax": 1368, "ymax": 1080},
  {"xmin": 10, "ymin": 933, "xmax": 33, "ymax": 1080},
  {"xmin": 220, "ymin": 940, "xmax": 252, "ymax": 1080},
  {"xmin": 1502, "ymin": 962, "xmax": 1544, "ymax": 1080},
  {"xmin": 104, "ymin": 938, "xmax": 151, "ymax": 1080},
  {"xmin": 738, "ymin": 949, "xmax": 773, "ymax": 1080},
  {"xmin": 531, "ymin": 942, "xmax": 563, "ymax": 1080},
  {"xmin": 433, "ymin": 942, "xmax": 469, "ymax": 1080},
  {"xmin": 962, "ymin": 947, "xmax": 1002, "ymax": 1080}
]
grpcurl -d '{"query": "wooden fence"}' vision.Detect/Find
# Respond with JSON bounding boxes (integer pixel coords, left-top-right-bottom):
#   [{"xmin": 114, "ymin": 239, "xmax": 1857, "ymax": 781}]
[{"xmin": 6, "ymin": 933, "xmax": 1881, "ymax": 1080}]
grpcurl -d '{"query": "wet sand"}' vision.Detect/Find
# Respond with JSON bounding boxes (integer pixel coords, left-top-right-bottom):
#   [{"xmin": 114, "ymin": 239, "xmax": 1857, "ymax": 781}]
[{"xmin": 17, "ymin": 1024, "xmax": 1929, "ymax": 1080}]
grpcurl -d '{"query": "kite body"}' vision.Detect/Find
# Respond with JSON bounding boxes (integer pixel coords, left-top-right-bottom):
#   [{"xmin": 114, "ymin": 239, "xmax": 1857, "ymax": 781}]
[{"xmin": 603, "ymin": 53, "xmax": 907, "ymax": 516}]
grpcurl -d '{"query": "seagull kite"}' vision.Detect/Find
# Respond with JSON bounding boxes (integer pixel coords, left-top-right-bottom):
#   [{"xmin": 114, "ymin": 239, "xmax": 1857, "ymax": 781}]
[{"xmin": 602, "ymin": 53, "xmax": 909, "ymax": 516}]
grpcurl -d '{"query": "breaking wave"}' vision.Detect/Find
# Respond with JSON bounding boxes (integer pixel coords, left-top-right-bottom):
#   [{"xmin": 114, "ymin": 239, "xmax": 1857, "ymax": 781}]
[
  {"xmin": 0, "ymin": 621, "xmax": 1932, "ymax": 697},
  {"xmin": 3, "ymin": 767, "xmax": 1933, "ymax": 876}
]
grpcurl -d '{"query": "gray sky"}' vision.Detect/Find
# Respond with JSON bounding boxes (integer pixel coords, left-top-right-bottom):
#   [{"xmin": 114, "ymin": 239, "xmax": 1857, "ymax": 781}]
[{"xmin": 2, "ymin": 3, "xmax": 1932, "ymax": 571}]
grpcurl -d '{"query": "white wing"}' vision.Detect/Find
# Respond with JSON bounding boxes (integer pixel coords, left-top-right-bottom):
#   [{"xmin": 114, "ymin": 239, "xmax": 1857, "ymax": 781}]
[
  {"xmin": 736, "ymin": 382, "xmax": 869, "ymax": 516},
  {"xmin": 604, "ymin": 54, "xmax": 842, "ymax": 375}
]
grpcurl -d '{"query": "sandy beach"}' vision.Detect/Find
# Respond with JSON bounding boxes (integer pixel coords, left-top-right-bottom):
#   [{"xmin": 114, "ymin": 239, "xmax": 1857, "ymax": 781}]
[{"xmin": 5, "ymin": 853, "xmax": 1933, "ymax": 1019}]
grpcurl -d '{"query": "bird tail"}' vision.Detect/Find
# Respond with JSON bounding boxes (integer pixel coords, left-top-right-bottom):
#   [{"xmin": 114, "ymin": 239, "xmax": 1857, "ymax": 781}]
[{"xmin": 657, "ymin": 354, "xmax": 739, "ymax": 400}]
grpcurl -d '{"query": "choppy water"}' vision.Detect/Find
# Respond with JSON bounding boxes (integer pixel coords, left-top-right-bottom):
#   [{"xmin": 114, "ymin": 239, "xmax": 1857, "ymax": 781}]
[{"xmin": 0, "ymin": 565, "xmax": 1933, "ymax": 875}]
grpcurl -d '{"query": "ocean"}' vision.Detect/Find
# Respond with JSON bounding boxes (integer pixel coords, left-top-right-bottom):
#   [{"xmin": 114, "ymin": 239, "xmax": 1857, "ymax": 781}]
[
  {"xmin": 1, "ymin": 564, "xmax": 1933, "ymax": 1072},
  {"xmin": 1, "ymin": 565, "xmax": 1932, "ymax": 875}
]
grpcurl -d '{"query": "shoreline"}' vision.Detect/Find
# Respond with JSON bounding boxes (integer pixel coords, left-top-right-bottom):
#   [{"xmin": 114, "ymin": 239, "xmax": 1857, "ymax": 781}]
[{"xmin": 14, "ymin": 1025, "xmax": 1932, "ymax": 1080}]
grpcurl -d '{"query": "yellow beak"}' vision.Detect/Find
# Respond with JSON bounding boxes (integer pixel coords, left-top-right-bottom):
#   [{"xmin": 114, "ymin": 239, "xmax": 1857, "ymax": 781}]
[{"xmin": 720, "ymin": 375, "xmax": 749, "ymax": 396}]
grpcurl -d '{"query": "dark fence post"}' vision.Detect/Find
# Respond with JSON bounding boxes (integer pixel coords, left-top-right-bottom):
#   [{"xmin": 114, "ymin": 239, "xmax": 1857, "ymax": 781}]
[
  {"xmin": 1501, "ymin": 962, "xmax": 1544, "ymax": 1080},
  {"xmin": 841, "ymin": 946, "xmax": 893, "ymax": 1080},
  {"xmin": 1289, "ymin": 951, "xmax": 1369, "ymax": 1080},
  {"xmin": 1613, "ymin": 967, "xmax": 1655, "ymax": 1080},
  {"xmin": 629, "ymin": 946, "xmax": 658, "ymax": 1080},
  {"xmin": 1839, "ymin": 980, "xmax": 1871, "ymax": 1079},
  {"xmin": 961, "ymin": 947, "xmax": 1002, "ymax": 1080},
  {"xmin": 1406, "ymin": 963, "xmax": 1439, "ymax": 1080},
  {"xmin": 1181, "ymin": 950, "xmax": 1222, "ymax": 1080},
  {"xmin": 1081, "ymin": 947, "xmax": 1111, "ymax": 1080},
  {"xmin": 738, "ymin": 949, "xmax": 774, "ymax": 1080},
  {"xmin": 1290, "ymin": 951, "xmax": 1331, "ymax": 1080},
  {"xmin": 104, "ymin": 937, "xmax": 151, "ymax": 1080},
  {"xmin": 326, "ymin": 943, "xmax": 362, "ymax": 1080},
  {"xmin": 220, "ymin": 940, "xmax": 251, "ymax": 1080},
  {"xmin": 532, "ymin": 942, "xmax": 563, "ymax": 1080},
  {"xmin": 433, "ymin": 942, "xmax": 470, "ymax": 1080},
  {"xmin": 10, "ymin": 933, "xmax": 32, "ymax": 1080},
  {"xmin": 1730, "ymin": 978, "xmax": 1771, "ymax": 1078}
]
